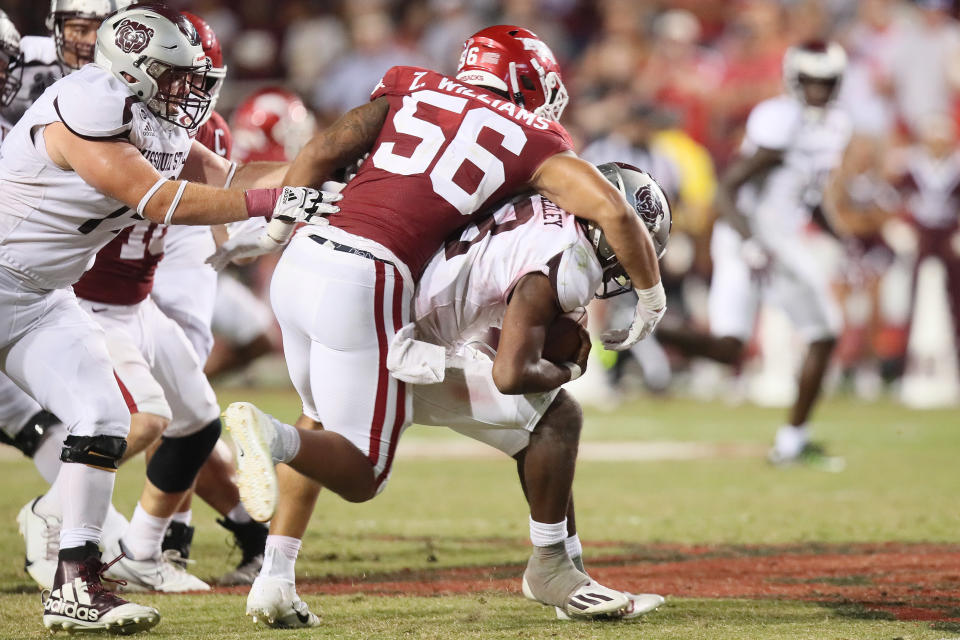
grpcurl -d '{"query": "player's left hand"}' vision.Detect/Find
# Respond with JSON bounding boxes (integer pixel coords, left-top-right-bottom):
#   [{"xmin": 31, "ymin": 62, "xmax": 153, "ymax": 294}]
[
  {"xmin": 205, "ymin": 227, "xmax": 286, "ymax": 271},
  {"xmin": 600, "ymin": 282, "xmax": 667, "ymax": 351}
]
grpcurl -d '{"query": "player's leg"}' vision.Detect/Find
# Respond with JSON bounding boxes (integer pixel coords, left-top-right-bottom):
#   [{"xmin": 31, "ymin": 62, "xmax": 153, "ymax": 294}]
[
  {"xmin": 0, "ymin": 283, "xmax": 158, "ymax": 632},
  {"xmin": 107, "ymin": 301, "xmax": 223, "ymax": 592},
  {"xmin": 416, "ymin": 364, "xmax": 631, "ymax": 619},
  {"xmin": 657, "ymin": 223, "xmax": 756, "ymax": 364},
  {"xmin": 246, "ymin": 412, "xmax": 324, "ymax": 627},
  {"xmin": 226, "ymin": 242, "xmax": 411, "ymax": 518},
  {"xmin": 767, "ymin": 251, "xmax": 843, "ymax": 469}
]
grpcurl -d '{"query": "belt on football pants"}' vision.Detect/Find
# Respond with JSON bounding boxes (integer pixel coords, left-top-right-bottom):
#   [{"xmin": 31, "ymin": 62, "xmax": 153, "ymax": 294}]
[{"xmin": 308, "ymin": 234, "xmax": 394, "ymax": 266}]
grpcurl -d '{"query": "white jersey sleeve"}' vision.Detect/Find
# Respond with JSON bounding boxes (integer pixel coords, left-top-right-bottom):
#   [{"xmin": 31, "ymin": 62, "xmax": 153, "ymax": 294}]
[
  {"xmin": 54, "ymin": 69, "xmax": 135, "ymax": 140},
  {"xmin": 744, "ymin": 96, "xmax": 801, "ymax": 151}
]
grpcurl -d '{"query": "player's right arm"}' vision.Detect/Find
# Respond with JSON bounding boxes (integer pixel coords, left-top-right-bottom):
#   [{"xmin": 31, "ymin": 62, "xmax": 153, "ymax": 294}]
[
  {"xmin": 282, "ymin": 97, "xmax": 390, "ymax": 187},
  {"xmin": 530, "ymin": 152, "xmax": 661, "ymax": 290}
]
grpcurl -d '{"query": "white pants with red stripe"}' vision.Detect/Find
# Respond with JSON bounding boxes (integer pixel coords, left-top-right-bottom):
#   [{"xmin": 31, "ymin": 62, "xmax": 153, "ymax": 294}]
[
  {"xmin": 0, "ymin": 265, "xmax": 129, "ymax": 439},
  {"xmin": 78, "ymin": 296, "xmax": 220, "ymax": 438},
  {"xmin": 271, "ymin": 234, "xmax": 412, "ymax": 494}
]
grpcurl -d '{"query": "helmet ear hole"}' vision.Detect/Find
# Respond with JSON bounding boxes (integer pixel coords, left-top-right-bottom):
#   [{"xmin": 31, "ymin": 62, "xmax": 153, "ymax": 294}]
[{"xmin": 519, "ymin": 75, "xmax": 535, "ymax": 91}]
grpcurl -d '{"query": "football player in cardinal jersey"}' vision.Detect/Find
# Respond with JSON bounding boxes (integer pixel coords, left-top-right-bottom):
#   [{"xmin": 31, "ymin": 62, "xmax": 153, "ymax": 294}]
[
  {"xmin": 222, "ymin": 25, "xmax": 665, "ymax": 622},
  {"xmin": 657, "ymin": 41, "xmax": 851, "ymax": 470},
  {"xmin": 0, "ymin": 4, "xmax": 337, "ymax": 633},
  {"xmin": 236, "ymin": 163, "xmax": 670, "ymax": 626}
]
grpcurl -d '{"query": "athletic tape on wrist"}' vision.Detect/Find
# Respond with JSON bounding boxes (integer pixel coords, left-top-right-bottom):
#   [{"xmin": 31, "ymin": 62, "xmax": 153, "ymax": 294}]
[
  {"xmin": 244, "ymin": 188, "xmax": 284, "ymax": 220},
  {"xmin": 223, "ymin": 162, "xmax": 238, "ymax": 188},
  {"xmin": 162, "ymin": 180, "xmax": 188, "ymax": 225},
  {"xmin": 137, "ymin": 176, "xmax": 168, "ymax": 217},
  {"xmin": 635, "ymin": 280, "xmax": 666, "ymax": 310},
  {"xmin": 562, "ymin": 362, "xmax": 582, "ymax": 381}
]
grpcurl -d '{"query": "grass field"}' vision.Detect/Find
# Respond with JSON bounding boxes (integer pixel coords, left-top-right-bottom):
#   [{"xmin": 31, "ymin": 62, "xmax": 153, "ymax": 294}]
[{"xmin": 0, "ymin": 389, "xmax": 958, "ymax": 639}]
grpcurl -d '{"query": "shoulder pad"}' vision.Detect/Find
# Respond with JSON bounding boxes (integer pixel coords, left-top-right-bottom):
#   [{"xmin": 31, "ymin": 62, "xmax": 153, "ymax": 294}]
[
  {"xmin": 745, "ymin": 96, "xmax": 801, "ymax": 151},
  {"xmin": 53, "ymin": 65, "xmax": 136, "ymax": 140}
]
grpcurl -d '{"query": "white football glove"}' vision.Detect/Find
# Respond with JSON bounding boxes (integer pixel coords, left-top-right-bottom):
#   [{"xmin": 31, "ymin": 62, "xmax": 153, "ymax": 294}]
[
  {"xmin": 206, "ymin": 185, "xmax": 344, "ymax": 271},
  {"xmin": 272, "ymin": 186, "xmax": 342, "ymax": 224},
  {"xmin": 600, "ymin": 282, "xmax": 667, "ymax": 351}
]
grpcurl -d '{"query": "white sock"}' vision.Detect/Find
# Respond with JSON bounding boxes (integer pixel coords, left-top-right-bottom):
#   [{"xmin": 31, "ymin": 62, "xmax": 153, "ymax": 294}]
[
  {"xmin": 171, "ymin": 510, "xmax": 192, "ymax": 526},
  {"xmin": 775, "ymin": 424, "xmax": 809, "ymax": 458},
  {"xmin": 564, "ymin": 534, "xmax": 583, "ymax": 561},
  {"xmin": 261, "ymin": 535, "xmax": 301, "ymax": 581},
  {"xmin": 32, "ymin": 422, "xmax": 66, "ymax": 485},
  {"xmin": 226, "ymin": 502, "xmax": 252, "ymax": 524},
  {"xmin": 58, "ymin": 463, "xmax": 114, "ymax": 550},
  {"xmin": 122, "ymin": 503, "xmax": 172, "ymax": 561},
  {"xmin": 529, "ymin": 516, "xmax": 567, "ymax": 548},
  {"xmin": 268, "ymin": 415, "xmax": 301, "ymax": 464}
]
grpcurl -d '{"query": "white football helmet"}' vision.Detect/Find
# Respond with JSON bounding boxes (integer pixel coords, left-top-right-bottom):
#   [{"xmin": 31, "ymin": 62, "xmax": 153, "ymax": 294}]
[
  {"xmin": 783, "ymin": 40, "xmax": 846, "ymax": 106},
  {"xmin": 94, "ymin": 4, "xmax": 212, "ymax": 130},
  {"xmin": 0, "ymin": 9, "xmax": 22, "ymax": 107},
  {"xmin": 582, "ymin": 162, "xmax": 672, "ymax": 299},
  {"xmin": 46, "ymin": 0, "xmax": 115, "ymax": 69}
]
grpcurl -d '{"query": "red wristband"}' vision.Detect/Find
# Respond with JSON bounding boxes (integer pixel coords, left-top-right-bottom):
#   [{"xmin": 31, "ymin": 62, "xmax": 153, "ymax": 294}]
[{"xmin": 244, "ymin": 188, "xmax": 283, "ymax": 220}]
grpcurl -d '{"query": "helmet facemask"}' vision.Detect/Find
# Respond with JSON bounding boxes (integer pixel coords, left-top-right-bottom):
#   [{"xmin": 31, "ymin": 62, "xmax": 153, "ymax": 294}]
[
  {"xmin": 142, "ymin": 57, "xmax": 212, "ymax": 130},
  {"xmin": 0, "ymin": 49, "xmax": 21, "ymax": 107},
  {"xmin": 530, "ymin": 62, "xmax": 568, "ymax": 122}
]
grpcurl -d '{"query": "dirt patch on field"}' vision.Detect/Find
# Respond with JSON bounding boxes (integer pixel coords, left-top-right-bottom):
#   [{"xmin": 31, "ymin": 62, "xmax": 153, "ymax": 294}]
[{"xmin": 222, "ymin": 542, "xmax": 960, "ymax": 623}]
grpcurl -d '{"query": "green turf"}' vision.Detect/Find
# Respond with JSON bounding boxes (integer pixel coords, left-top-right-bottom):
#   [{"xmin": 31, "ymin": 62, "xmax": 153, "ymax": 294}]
[{"xmin": 0, "ymin": 391, "xmax": 956, "ymax": 638}]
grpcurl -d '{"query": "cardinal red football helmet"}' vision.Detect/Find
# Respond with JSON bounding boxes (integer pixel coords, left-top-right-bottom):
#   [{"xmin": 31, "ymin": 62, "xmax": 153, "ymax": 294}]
[
  {"xmin": 230, "ymin": 87, "xmax": 317, "ymax": 163},
  {"xmin": 183, "ymin": 12, "xmax": 225, "ymax": 124},
  {"xmin": 456, "ymin": 25, "xmax": 568, "ymax": 122}
]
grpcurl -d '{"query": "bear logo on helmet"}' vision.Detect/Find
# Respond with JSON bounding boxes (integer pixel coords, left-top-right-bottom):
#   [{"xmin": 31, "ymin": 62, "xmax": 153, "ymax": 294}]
[
  {"xmin": 634, "ymin": 184, "xmax": 663, "ymax": 233},
  {"xmin": 114, "ymin": 18, "xmax": 155, "ymax": 54}
]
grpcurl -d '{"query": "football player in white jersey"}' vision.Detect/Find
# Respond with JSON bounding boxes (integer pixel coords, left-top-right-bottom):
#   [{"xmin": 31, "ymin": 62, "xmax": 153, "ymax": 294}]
[
  {"xmin": 657, "ymin": 41, "xmax": 852, "ymax": 469},
  {"xmin": 0, "ymin": 4, "xmax": 337, "ymax": 633},
  {"xmin": 2, "ymin": 0, "xmax": 117, "ymax": 124},
  {"xmin": 219, "ymin": 163, "xmax": 669, "ymax": 626}
]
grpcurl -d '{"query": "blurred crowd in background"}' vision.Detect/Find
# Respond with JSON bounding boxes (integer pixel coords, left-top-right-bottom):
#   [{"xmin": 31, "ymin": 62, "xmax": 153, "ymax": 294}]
[{"xmin": 7, "ymin": 0, "xmax": 960, "ymax": 407}]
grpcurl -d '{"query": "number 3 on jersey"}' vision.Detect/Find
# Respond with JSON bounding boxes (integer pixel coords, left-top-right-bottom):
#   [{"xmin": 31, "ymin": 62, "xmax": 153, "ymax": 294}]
[{"xmin": 372, "ymin": 89, "xmax": 528, "ymax": 215}]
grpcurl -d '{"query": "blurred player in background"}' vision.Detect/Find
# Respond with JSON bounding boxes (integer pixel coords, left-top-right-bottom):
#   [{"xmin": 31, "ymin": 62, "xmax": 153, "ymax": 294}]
[
  {"xmin": 657, "ymin": 41, "xmax": 852, "ymax": 469},
  {"xmin": 823, "ymin": 134, "xmax": 899, "ymax": 396},
  {"xmin": 2, "ymin": 0, "xmax": 114, "ymax": 123},
  {"xmin": 891, "ymin": 114, "xmax": 960, "ymax": 367}
]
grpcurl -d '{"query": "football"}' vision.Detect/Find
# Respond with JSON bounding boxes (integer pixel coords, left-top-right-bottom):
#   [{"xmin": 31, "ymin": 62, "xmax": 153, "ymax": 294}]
[{"xmin": 542, "ymin": 310, "xmax": 588, "ymax": 364}]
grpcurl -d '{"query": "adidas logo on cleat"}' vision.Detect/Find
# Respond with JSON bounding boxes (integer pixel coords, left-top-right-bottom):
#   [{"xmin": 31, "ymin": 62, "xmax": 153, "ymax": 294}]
[{"xmin": 44, "ymin": 578, "xmax": 100, "ymax": 621}]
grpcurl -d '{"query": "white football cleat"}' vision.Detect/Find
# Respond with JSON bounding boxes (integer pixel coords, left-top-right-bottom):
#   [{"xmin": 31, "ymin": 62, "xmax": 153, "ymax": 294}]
[
  {"xmin": 247, "ymin": 576, "xmax": 321, "ymax": 628},
  {"xmin": 102, "ymin": 539, "xmax": 210, "ymax": 593},
  {"xmin": 555, "ymin": 592, "xmax": 665, "ymax": 620},
  {"xmin": 224, "ymin": 402, "xmax": 279, "ymax": 522},
  {"xmin": 17, "ymin": 496, "xmax": 59, "ymax": 590},
  {"xmin": 523, "ymin": 575, "xmax": 630, "ymax": 619}
]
